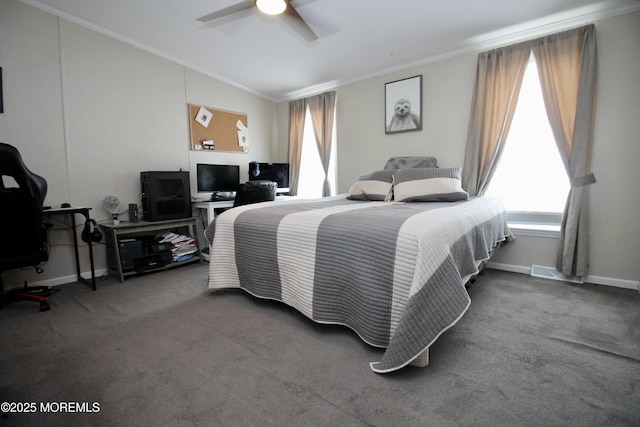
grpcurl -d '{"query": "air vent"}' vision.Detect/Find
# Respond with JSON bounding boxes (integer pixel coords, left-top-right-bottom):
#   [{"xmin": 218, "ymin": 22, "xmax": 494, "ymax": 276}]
[{"xmin": 531, "ymin": 265, "xmax": 583, "ymax": 284}]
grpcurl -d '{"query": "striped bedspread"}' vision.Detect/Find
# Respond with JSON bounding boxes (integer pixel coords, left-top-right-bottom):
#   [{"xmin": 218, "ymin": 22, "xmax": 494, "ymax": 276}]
[{"xmin": 207, "ymin": 195, "xmax": 510, "ymax": 373}]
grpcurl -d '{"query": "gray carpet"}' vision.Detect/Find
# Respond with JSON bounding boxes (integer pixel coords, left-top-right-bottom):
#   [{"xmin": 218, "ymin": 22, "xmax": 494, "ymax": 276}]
[{"xmin": 1, "ymin": 264, "xmax": 639, "ymax": 426}]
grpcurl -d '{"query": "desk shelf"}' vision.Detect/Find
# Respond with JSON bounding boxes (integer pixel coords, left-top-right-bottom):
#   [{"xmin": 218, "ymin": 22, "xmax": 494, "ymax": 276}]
[{"xmin": 100, "ymin": 217, "xmax": 202, "ymax": 283}]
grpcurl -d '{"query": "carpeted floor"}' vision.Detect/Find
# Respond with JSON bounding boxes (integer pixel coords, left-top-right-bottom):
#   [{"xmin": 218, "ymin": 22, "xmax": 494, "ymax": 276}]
[{"xmin": 1, "ymin": 264, "xmax": 639, "ymax": 426}]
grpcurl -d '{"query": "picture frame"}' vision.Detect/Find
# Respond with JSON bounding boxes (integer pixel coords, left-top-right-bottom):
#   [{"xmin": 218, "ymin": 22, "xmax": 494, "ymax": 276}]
[{"xmin": 385, "ymin": 75, "xmax": 422, "ymax": 134}]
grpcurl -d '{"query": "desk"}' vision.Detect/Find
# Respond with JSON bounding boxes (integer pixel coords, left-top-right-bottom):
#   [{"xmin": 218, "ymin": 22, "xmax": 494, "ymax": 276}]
[
  {"xmin": 193, "ymin": 196, "xmax": 296, "ymax": 260},
  {"xmin": 192, "ymin": 201, "xmax": 233, "ymax": 261},
  {"xmin": 43, "ymin": 206, "xmax": 97, "ymax": 290},
  {"xmin": 193, "ymin": 196, "xmax": 295, "ymax": 224},
  {"xmin": 193, "ymin": 200, "xmax": 234, "ymax": 225}
]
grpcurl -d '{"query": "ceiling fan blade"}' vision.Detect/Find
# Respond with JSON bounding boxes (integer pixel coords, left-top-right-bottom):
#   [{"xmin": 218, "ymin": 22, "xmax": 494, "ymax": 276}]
[
  {"xmin": 280, "ymin": 3, "xmax": 318, "ymax": 43},
  {"xmin": 196, "ymin": 0, "xmax": 255, "ymax": 23},
  {"xmin": 290, "ymin": 0, "xmax": 319, "ymax": 7}
]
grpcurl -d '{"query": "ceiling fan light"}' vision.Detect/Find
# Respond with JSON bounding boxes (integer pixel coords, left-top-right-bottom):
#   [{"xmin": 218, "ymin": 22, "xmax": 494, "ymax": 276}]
[{"xmin": 256, "ymin": 0, "xmax": 286, "ymax": 15}]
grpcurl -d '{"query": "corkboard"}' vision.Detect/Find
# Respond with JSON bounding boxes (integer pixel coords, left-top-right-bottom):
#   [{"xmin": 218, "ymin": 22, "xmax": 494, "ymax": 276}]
[{"xmin": 188, "ymin": 104, "xmax": 248, "ymax": 153}]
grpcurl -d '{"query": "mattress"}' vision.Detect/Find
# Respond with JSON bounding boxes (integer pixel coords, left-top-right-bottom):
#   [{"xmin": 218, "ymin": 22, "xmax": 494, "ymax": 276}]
[{"xmin": 207, "ymin": 195, "xmax": 510, "ymax": 373}]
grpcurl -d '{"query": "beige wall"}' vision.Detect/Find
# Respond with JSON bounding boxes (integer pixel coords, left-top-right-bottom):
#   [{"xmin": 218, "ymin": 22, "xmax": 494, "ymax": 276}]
[
  {"xmin": 277, "ymin": 11, "xmax": 640, "ymax": 286},
  {"xmin": 2, "ymin": 0, "xmax": 638, "ymax": 288},
  {"xmin": 0, "ymin": 0, "xmax": 277, "ymax": 285}
]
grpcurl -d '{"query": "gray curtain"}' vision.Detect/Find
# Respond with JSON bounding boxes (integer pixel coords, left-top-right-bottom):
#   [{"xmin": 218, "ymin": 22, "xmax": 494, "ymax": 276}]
[
  {"xmin": 307, "ymin": 91, "xmax": 337, "ymax": 197},
  {"xmin": 462, "ymin": 44, "xmax": 530, "ymax": 196},
  {"xmin": 287, "ymin": 98, "xmax": 307, "ymax": 196},
  {"xmin": 533, "ymin": 24, "xmax": 597, "ymax": 277},
  {"xmin": 462, "ymin": 24, "xmax": 597, "ymax": 277}
]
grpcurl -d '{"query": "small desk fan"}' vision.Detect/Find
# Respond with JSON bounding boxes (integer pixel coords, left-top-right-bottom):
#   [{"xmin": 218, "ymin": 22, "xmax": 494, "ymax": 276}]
[{"xmin": 103, "ymin": 195, "xmax": 121, "ymax": 224}]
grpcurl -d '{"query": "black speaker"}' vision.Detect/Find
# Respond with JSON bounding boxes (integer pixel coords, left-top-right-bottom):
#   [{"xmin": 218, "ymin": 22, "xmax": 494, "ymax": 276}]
[
  {"xmin": 129, "ymin": 203, "xmax": 139, "ymax": 223},
  {"xmin": 82, "ymin": 219, "xmax": 103, "ymax": 243}
]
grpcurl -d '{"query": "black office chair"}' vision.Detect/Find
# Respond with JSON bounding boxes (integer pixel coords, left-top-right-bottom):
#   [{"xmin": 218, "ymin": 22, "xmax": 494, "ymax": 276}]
[
  {"xmin": 233, "ymin": 180, "xmax": 277, "ymax": 207},
  {"xmin": 0, "ymin": 142, "xmax": 57, "ymax": 312},
  {"xmin": 203, "ymin": 180, "xmax": 276, "ymax": 246}
]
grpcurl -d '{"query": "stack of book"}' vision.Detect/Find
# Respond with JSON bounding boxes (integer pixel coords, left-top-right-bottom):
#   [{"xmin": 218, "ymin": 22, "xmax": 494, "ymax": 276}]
[{"xmin": 158, "ymin": 232, "xmax": 197, "ymax": 262}]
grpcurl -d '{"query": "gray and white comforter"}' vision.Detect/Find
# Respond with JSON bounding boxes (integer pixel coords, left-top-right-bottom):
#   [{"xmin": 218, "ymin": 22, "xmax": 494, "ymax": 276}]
[{"xmin": 207, "ymin": 195, "xmax": 510, "ymax": 373}]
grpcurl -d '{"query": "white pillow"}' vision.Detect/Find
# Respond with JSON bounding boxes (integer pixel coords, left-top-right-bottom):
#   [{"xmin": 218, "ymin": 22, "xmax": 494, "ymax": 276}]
[
  {"xmin": 347, "ymin": 170, "xmax": 394, "ymax": 201},
  {"xmin": 393, "ymin": 167, "xmax": 469, "ymax": 202}
]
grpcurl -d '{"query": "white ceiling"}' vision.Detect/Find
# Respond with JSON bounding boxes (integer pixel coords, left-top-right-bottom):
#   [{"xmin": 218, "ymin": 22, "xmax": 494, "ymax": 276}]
[{"xmin": 20, "ymin": 0, "xmax": 640, "ymax": 101}]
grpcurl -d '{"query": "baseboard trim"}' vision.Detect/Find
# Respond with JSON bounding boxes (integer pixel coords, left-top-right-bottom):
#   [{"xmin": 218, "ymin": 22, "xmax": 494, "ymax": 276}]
[
  {"xmin": 19, "ymin": 264, "xmax": 640, "ymax": 293},
  {"xmin": 487, "ymin": 262, "xmax": 531, "ymax": 275},
  {"xmin": 26, "ymin": 269, "xmax": 109, "ymax": 288},
  {"xmin": 583, "ymin": 274, "xmax": 640, "ymax": 291},
  {"xmin": 487, "ymin": 262, "xmax": 640, "ymax": 292}
]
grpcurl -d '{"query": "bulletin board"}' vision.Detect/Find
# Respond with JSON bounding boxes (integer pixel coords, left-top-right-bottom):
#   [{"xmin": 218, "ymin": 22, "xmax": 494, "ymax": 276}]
[{"xmin": 188, "ymin": 104, "xmax": 248, "ymax": 153}]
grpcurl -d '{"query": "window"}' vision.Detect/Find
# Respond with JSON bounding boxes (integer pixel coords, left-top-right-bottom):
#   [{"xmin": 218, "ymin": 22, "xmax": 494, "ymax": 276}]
[
  {"xmin": 296, "ymin": 108, "xmax": 337, "ymax": 199},
  {"xmin": 485, "ymin": 54, "xmax": 570, "ymax": 224}
]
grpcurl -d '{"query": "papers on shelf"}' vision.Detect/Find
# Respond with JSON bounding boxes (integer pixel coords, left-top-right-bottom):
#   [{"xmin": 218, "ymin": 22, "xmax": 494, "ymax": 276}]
[{"xmin": 158, "ymin": 232, "xmax": 197, "ymax": 261}]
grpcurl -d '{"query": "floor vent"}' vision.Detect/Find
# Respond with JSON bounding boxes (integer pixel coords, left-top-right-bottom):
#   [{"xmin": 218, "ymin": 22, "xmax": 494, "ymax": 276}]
[{"xmin": 531, "ymin": 265, "xmax": 583, "ymax": 284}]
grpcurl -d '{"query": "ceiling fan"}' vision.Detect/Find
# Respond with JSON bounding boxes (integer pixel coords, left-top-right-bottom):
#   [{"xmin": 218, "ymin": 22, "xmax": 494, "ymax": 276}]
[{"xmin": 197, "ymin": 0, "xmax": 318, "ymax": 43}]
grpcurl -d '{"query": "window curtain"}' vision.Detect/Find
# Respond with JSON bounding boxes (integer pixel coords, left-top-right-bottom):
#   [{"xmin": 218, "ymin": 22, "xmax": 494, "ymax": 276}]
[
  {"xmin": 287, "ymin": 98, "xmax": 307, "ymax": 196},
  {"xmin": 461, "ymin": 44, "xmax": 530, "ymax": 196},
  {"xmin": 533, "ymin": 24, "xmax": 597, "ymax": 277},
  {"xmin": 306, "ymin": 91, "xmax": 337, "ymax": 197},
  {"xmin": 462, "ymin": 24, "xmax": 597, "ymax": 277}
]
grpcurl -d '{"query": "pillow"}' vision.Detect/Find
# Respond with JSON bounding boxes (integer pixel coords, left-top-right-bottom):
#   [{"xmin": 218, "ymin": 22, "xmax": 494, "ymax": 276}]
[
  {"xmin": 347, "ymin": 170, "xmax": 395, "ymax": 201},
  {"xmin": 393, "ymin": 167, "xmax": 469, "ymax": 202}
]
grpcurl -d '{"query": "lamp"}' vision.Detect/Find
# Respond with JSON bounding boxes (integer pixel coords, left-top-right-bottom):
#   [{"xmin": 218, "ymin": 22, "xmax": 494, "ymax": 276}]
[{"xmin": 256, "ymin": 0, "xmax": 287, "ymax": 15}]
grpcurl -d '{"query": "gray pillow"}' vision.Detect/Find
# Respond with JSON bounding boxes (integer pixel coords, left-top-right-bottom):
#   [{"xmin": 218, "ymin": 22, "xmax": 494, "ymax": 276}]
[
  {"xmin": 347, "ymin": 170, "xmax": 394, "ymax": 201},
  {"xmin": 393, "ymin": 167, "xmax": 469, "ymax": 202}
]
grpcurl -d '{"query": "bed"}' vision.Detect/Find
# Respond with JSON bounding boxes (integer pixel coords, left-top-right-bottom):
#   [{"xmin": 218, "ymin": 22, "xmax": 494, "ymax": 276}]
[{"xmin": 205, "ymin": 157, "xmax": 511, "ymax": 373}]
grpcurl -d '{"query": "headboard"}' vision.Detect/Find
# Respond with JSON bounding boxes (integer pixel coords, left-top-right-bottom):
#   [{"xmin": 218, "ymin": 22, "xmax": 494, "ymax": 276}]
[{"xmin": 383, "ymin": 156, "xmax": 438, "ymax": 170}]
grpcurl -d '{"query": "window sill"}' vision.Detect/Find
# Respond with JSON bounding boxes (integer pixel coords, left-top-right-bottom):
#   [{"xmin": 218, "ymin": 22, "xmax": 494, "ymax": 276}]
[
  {"xmin": 508, "ymin": 222, "xmax": 560, "ymax": 238},
  {"xmin": 507, "ymin": 211, "xmax": 561, "ymax": 238}
]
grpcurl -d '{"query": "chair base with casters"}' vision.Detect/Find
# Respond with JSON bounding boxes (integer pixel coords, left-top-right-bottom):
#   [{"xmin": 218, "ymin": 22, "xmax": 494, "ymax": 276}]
[{"xmin": 0, "ymin": 279, "xmax": 60, "ymax": 312}]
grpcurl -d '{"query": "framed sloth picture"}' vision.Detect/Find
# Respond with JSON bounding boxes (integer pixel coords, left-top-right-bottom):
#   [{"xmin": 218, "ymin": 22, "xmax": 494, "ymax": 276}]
[{"xmin": 385, "ymin": 75, "xmax": 422, "ymax": 134}]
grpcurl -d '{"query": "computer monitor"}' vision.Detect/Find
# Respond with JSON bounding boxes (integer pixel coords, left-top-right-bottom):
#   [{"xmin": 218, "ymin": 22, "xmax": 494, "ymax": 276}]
[
  {"xmin": 248, "ymin": 162, "xmax": 289, "ymax": 192},
  {"xmin": 196, "ymin": 164, "xmax": 240, "ymax": 199}
]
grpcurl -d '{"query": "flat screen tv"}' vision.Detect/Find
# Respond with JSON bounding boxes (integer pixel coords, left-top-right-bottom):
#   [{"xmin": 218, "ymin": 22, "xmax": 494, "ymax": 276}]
[
  {"xmin": 140, "ymin": 171, "xmax": 191, "ymax": 222},
  {"xmin": 196, "ymin": 164, "xmax": 240, "ymax": 199},
  {"xmin": 248, "ymin": 162, "xmax": 289, "ymax": 190}
]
